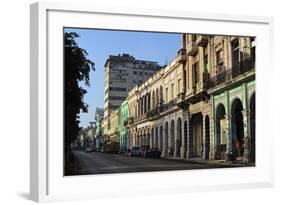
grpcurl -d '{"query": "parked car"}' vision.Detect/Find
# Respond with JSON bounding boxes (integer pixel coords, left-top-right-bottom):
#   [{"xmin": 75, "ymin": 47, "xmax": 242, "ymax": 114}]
[
  {"xmin": 143, "ymin": 148, "xmax": 161, "ymax": 158},
  {"xmin": 85, "ymin": 146, "xmax": 95, "ymax": 152},
  {"xmin": 130, "ymin": 146, "xmax": 142, "ymax": 157},
  {"xmin": 103, "ymin": 141, "xmax": 120, "ymax": 154}
]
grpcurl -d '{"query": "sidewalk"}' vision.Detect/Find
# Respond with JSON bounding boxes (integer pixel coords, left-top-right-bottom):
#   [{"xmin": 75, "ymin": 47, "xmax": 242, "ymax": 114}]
[{"xmin": 162, "ymin": 156, "xmax": 253, "ymax": 168}]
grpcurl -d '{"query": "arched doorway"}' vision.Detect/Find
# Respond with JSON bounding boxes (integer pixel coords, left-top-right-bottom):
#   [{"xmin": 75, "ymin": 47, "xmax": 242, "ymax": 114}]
[
  {"xmin": 250, "ymin": 93, "xmax": 255, "ymax": 163},
  {"xmin": 205, "ymin": 115, "xmax": 210, "ymax": 159},
  {"xmin": 159, "ymin": 126, "xmax": 163, "ymax": 152},
  {"xmin": 216, "ymin": 104, "xmax": 226, "ymax": 159},
  {"xmin": 146, "ymin": 128, "xmax": 150, "ymax": 149},
  {"xmin": 155, "ymin": 126, "xmax": 159, "ymax": 148},
  {"xmin": 160, "ymin": 86, "xmax": 163, "ymax": 104},
  {"xmin": 231, "ymin": 98, "xmax": 244, "ymax": 160},
  {"xmin": 176, "ymin": 117, "xmax": 182, "ymax": 157},
  {"xmin": 169, "ymin": 120, "xmax": 175, "ymax": 156},
  {"xmin": 191, "ymin": 113, "xmax": 203, "ymax": 158}
]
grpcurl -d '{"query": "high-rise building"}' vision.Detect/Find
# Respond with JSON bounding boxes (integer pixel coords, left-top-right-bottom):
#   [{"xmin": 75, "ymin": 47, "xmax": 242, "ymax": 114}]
[
  {"xmin": 103, "ymin": 54, "xmax": 162, "ymax": 137},
  {"xmin": 95, "ymin": 107, "xmax": 104, "ymax": 122}
]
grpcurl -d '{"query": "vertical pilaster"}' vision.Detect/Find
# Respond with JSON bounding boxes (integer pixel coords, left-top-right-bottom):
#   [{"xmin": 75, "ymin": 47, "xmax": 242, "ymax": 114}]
[
  {"xmin": 242, "ymin": 109, "xmax": 250, "ymax": 164},
  {"xmin": 180, "ymin": 119, "xmax": 186, "ymax": 158},
  {"xmin": 158, "ymin": 126, "xmax": 161, "ymax": 150},
  {"xmin": 225, "ymin": 113, "xmax": 232, "ymax": 161},
  {"xmin": 174, "ymin": 122, "xmax": 179, "ymax": 157},
  {"xmin": 186, "ymin": 109, "xmax": 193, "ymax": 158},
  {"xmin": 202, "ymin": 115, "xmax": 206, "ymax": 159},
  {"xmin": 162, "ymin": 125, "xmax": 168, "ymax": 157},
  {"xmin": 154, "ymin": 127, "xmax": 158, "ymax": 148},
  {"xmin": 150, "ymin": 128, "xmax": 153, "ymax": 149}
]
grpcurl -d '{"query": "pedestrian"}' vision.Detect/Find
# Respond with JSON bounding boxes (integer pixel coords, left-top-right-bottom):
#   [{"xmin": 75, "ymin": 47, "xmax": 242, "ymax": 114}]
[{"xmin": 235, "ymin": 139, "xmax": 241, "ymax": 158}]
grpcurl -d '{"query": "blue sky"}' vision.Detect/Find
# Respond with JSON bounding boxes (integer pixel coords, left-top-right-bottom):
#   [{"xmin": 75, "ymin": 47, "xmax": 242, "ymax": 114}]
[{"xmin": 64, "ymin": 28, "xmax": 181, "ymax": 128}]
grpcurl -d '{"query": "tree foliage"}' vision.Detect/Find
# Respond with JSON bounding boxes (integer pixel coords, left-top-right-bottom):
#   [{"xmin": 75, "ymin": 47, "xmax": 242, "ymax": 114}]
[{"xmin": 64, "ymin": 32, "xmax": 95, "ymax": 150}]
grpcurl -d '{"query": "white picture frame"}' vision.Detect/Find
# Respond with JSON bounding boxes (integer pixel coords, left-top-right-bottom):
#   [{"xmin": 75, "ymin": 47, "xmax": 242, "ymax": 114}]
[{"xmin": 30, "ymin": 1, "xmax": 274, "ymax": 202}]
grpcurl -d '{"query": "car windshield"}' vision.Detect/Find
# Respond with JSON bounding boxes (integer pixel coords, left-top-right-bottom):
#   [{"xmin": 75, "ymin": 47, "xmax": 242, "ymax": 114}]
[{"xmin": 132, "ymin": 147, "xmax": 140, "ymax": 150}]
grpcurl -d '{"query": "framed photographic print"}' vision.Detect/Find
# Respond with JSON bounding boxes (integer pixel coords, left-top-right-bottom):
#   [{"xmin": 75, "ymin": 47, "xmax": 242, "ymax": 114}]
[{"xmin": 30, "ymin": 1, "xmax": 274, "ymax": 202}]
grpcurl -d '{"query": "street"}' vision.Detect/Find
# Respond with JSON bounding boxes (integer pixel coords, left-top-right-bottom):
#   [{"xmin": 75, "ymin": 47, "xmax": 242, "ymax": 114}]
[{"xmin": 68, "ymin": 150, "xmax": 229, "ymax": 175}]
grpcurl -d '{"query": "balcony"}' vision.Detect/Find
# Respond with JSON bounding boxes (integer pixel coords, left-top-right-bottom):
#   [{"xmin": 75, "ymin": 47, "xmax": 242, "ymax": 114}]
[
  {"xmin": 176, "ymin": 92, "xmax": 186, "ymax": 109},
  {"xmin": 196, "ymin": 35, "xmax": 208, "ymax": 47},
  {"xmin": 206, "ymin": 58, "xmax": 255, "ymax": 89},
  {"xmin": 176, "ymin": 92, "xmax": 185, "ymax": 104},
  {"xmin": 160, "ymin": 99, "xmax": 177, "ymax": 113},
  {"xmin": 187, "ymin": 41, "xmax": 198, "ymax": 56},
  {"xmin": 146, "ymin": 107, "xmax": 159, "ymax": 119},
  {"xmin": 176, "ymin": 48, "xmax": 187, "ymax": 63}
]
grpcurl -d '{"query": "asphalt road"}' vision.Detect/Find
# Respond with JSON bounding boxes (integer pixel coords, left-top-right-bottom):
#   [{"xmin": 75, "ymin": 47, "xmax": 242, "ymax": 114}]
[{"xmin": 68, "ymin": 150, "xmax": 226, "ymax": 175}]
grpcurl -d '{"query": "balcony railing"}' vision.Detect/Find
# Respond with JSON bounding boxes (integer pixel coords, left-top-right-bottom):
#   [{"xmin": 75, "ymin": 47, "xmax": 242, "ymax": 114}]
[
  {"xmin": 176, "ymin": 48, "xmax": 187, "ymax": 63},
  {"xmin": 206, "ymin": 58, "xmax": 255, "ymax": 89},
  {"xmin": 196, "ymin": 35, "xmax": 208, "ymax": 47},
  {"xmin": 161, "ymin": 99, "xmax": 177, "ymax": 113},
  {"xmin": 176, "ymin": 92, "xmax": 185, "ymax": 103},
  {"xmin": 145, "ymin": 99, "xmax": 178, "ymax": 119},
  {"xmin": 187, "ymin": 41, "xmax": 198, "ymax": 56},
  {"xmin": 146, "ymin": 107, "xmax": 159, "ymax": 119}
]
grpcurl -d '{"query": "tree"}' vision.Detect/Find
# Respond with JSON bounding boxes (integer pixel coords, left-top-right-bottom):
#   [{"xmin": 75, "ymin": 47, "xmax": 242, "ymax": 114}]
[{"xmin": 64, "ymin": 32, "xmax": 95, "ymax": 157}]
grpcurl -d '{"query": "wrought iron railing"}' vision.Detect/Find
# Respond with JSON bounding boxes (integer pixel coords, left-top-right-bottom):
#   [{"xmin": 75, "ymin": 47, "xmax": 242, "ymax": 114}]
[{"xmin": 206, "ymin": 58, "xmax": 255, "ymax": 89}]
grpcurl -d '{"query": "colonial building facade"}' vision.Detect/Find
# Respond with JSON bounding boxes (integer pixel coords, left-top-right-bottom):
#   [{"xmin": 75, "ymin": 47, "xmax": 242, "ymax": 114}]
[
  {"xmin": 119, "ymin": 100, "xmax": 128, "ymax": 152},
  {"xmin": 103, "ymin": 54, "xmax": 162, "ymax": 139},
  {"xmin": 125, "ymin": 34, "xmax": 255, "ymax": 163}
]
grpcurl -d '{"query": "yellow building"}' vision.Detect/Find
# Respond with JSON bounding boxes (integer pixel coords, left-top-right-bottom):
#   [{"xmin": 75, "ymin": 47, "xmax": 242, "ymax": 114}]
[{"xmin": 107, "ymin": 109, "xmax": 120, "ymax": 143}]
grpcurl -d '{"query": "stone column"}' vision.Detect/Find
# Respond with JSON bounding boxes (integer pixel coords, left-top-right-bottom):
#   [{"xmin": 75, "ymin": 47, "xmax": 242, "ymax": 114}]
[
  {"xmin": 180, "ymin": 119, "xmax": 186, "ymax": 159},
  {"xmin": 162, "ymin": 126, "xmax": 168, "ymax": 157},
  {"xmin": 150, "ymin": 129, "xmax": 153, "ymax": 149},
  {"xmin": 153, "ymin": 127, "xmax": 158, "ymax": 148},
  {"xmin": 225, "ymin": 113, "xmax": 233, "ymax": 161},
  {"xmin": 186, "ymin": 116, "xmax": 193, "ymax": 158},
  {"xmin": 242, "ymin": 109, "xmax": 250, "ymax": 164},
  {"xmin": 208, "ymin": 116, "xmax": 214, "ymax": 160},
  {"xmin": 174, "ymin": 122, "xmax": 180, "ymax": 157},
  {"xmin": 202, "ymin": 115, "xmax": 206, "ymax": 159},
  {"xmin": 158, "ymin": 127, "xmax": 161, "ymax": 150},
  {"xmin": 168, "ymin": 125, "xmax": 173, "ymax": 157},
  {"xmin": 139, "ymin": 135, "xmax": 141, "ymax": 146}
]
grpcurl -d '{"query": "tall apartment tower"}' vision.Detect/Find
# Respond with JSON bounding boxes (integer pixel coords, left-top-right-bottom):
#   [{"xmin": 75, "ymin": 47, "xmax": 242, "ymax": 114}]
[{"xmin": 103, "ymin": 54, "xmax": 162, "ymax": 138}]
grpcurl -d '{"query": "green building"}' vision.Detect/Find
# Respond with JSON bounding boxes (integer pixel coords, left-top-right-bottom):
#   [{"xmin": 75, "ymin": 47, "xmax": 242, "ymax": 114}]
[{"xmin": 119, "ymin": 100, "xmax": 128, "ymax": 152}]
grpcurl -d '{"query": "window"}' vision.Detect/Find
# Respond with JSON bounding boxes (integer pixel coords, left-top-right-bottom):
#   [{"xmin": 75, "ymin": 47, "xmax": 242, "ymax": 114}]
[
  {"xmin": 109, "ymin": 96, "xmax": 126, "ymax": 101},
  {"xmin": 178, "ymin": 79, "xmax": 181, "ymax": 94},
  {"xmin": 231, "ymin": 39, "xmax": 239, "ymax": 66},
  {"xmin": 204, "ymin": 54, "xmax": 208, "ymax": 71},
  {"xmin": 192, "ymin": 35, "xmax": 197, "ymax": 41},
  {"xmin": 216, "ymin": 50, "xmax": 223, "ymax": 65},
  {"xmin": 171, "ymin": 84, "xmax": 174, "ymax": 100},
  {"xmin": 250, "ymin": 37, "xmax": 256, "ymax": 63},
  {"xmin": 109, "ymin": 87, "xmax": 127, "ymax": 92},
  {"xmin": 166, "ymin": 87, "xmax": 168, "ymax": 102},
  {"xmin": 192, "ymin": 62, "xmax": 199, "ymax": 86},
  {"xmin": 203, "ymin": 47, "xmax": 208, "ymax": 71},
  {"xmin": 133, "ymin": 71, "xmax": 137, "ymax": 75}
]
